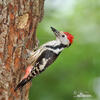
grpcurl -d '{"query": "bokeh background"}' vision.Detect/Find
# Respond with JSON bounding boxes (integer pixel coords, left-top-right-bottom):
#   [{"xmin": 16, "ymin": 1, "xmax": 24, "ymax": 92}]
[{"xmin": 29, "ymin": 0, "xmax": 100, "ymax": 100}]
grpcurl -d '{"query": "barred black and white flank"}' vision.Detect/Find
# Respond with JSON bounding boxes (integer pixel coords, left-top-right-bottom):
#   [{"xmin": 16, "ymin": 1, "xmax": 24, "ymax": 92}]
[{"xmin": 14, "ymin": 27, "xmax": 74, "ymax": 91}]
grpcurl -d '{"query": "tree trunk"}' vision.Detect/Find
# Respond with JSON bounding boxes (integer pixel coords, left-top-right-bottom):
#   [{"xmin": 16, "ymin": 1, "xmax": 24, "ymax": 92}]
[{"xmin": 0, "ymin": 0, "xmax": 44, "ymax": 100}]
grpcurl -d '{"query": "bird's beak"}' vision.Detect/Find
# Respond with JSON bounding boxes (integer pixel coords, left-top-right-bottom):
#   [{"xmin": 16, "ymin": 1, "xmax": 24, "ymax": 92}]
[{"xmin": 50, "ymin": 27, "xmax": 60, "ymax": 37}]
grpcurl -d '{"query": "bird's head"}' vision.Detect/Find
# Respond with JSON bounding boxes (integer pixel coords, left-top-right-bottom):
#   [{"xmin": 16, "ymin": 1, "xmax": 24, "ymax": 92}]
[{"xmin": 51, "ymin": 27, "xmax": 74, "ymax": 46}]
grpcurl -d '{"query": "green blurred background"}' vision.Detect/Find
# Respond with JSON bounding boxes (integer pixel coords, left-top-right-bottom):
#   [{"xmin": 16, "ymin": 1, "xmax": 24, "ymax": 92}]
[{"xmin": 29, "ymin": 0, "xmax": 100, "ymax": 100}]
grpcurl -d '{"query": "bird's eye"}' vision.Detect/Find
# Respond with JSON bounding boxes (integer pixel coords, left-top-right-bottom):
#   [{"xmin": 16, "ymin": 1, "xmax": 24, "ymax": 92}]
[{"xmin": 62, "ymin": 35, "xmax": 65, "ymax": 37}]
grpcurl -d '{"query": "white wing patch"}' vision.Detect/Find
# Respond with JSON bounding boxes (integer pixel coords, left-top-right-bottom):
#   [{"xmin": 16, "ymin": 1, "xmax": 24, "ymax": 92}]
[
  {"xmin": 26, "ymin": 47, "xmax": 47, "ymax": 64},
  {"xmin": 43, "ymin": 40, "xmax": 64, "ymax": 54},
  {"xmin": 39, "ymin": 58, "xmax": 48, "ymax": 71},
  {"xmin": 47, "ymin": 48, "xmax": 64, "ymax": 54}
]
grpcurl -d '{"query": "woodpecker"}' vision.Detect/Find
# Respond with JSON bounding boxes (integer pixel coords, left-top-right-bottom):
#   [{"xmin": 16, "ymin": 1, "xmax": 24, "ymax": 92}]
[{"xmin": 14, "ymin": 27, "xmax": 74, "ymax": 91}]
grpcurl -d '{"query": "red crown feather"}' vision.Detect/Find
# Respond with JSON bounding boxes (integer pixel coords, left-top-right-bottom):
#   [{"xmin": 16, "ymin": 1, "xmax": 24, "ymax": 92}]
[{"xmin": 64, "ymin": 32, "xmax": 74, "ymax": 44}]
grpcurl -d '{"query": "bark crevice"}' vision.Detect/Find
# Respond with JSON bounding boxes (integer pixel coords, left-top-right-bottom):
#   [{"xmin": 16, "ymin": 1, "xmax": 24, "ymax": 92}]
[{"xmin": 0, "ymin": 0, "xmax": 45, "ymax": 100}]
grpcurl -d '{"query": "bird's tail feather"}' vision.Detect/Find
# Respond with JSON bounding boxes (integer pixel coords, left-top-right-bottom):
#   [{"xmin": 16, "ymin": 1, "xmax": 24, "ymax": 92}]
[{"xmin": 14, "ymin": 77, "xmax": 32, "ymax": 91}]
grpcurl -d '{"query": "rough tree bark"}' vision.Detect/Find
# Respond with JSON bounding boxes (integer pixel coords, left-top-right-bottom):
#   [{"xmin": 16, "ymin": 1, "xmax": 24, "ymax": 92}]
[{"xmin": 0, "ymin": 0, "xmax": 44, "ymax": 100}]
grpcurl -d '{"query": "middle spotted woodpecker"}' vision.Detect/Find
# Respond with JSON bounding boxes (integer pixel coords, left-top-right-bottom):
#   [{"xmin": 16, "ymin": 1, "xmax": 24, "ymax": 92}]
[{"xmin": 14, "ymin": 27, "xmax": 74, "ymax": 91}]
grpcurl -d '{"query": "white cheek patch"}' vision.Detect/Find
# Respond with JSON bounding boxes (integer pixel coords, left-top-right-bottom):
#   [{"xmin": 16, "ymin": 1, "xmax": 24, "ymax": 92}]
[
  {"xmin": 61, "ymin": 35, "xmax": 70, "ymax": 45},
  {"xmin": 66, "ymin": 38, "xmax": 70, "ymax": 44}
]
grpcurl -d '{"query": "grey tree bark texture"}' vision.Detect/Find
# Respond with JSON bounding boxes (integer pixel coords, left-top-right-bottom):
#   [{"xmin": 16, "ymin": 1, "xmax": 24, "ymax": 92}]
[{"xmin": 0, "ymin": 0, "xmax": 44, "ymax": 100}]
